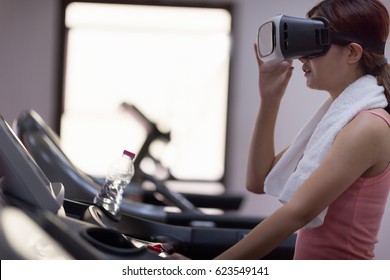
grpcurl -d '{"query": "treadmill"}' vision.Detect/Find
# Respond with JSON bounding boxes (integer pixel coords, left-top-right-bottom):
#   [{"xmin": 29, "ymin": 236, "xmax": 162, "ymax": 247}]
[
  {"xmin": 0, "ymin": 115, "xmax": 161, "ymax": 260},
  {"xmin": 0, "ymin": 114, "xmax": 295, "ymax": 259}
]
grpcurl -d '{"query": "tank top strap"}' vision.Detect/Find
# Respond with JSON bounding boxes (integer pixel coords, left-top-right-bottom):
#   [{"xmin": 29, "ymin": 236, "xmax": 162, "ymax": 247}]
[{"xmin": 360, "ymin": 110, "xmax": 390, "ymax": 127}]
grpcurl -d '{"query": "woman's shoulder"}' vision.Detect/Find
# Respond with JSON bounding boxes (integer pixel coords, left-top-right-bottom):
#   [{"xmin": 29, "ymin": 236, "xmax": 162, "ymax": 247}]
[
  {"xmin": 346, "ymin": 108, "xmax": 390, "ymax": 177},
  {"xmin": 357, "ymin": 108, "xmax": 390, "ymax": 127},
  {"xmin": 344, "ymin": 108, "xmax": 390, "ymax": 135},
  {"xmin": 337, "ymin": 108, "xmax": 390, "ymax": 160}
]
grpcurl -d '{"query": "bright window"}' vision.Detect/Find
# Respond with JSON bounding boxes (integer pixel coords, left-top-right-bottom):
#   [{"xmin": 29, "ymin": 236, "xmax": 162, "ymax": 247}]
[{"xmin": 61, "ymin": 2, "xmax": 232, "ymax": 182}]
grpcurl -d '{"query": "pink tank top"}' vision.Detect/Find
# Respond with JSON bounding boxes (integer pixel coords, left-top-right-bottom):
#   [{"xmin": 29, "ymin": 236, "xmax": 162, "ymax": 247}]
[{"xmin": 294, "ymin": 110, "xmax": 390, "ymax": 259}]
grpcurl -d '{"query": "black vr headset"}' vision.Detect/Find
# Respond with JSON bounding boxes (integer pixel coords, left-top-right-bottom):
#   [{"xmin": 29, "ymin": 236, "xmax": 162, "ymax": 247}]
[{"xmin": 257, "ymin": 15, "xmax": 386, "ymax": 64}]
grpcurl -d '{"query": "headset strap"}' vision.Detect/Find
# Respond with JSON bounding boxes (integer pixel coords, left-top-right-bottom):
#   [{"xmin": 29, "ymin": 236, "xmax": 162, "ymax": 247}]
[{"xmin": 330, "ymin": 30, "xmax": 385, "ymax": 55}]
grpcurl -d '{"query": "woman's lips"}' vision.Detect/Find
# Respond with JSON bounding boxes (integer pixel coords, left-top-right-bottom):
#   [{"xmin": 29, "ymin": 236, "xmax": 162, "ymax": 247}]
[{"xmin": 302, "ymin": 65, "xmax": 311, "ymax": 76}]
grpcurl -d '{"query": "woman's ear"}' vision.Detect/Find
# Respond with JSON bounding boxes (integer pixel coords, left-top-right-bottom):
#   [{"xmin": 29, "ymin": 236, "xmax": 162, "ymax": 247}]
[{"xmin": 346, "ymin": 43, "xmax": 363, "ymax": 64}]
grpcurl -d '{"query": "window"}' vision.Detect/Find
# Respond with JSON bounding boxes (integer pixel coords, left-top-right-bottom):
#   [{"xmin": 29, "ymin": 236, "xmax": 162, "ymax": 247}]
[{"xmin": 61, "ymin": 2, "xmax": 232, "ymax": 184}]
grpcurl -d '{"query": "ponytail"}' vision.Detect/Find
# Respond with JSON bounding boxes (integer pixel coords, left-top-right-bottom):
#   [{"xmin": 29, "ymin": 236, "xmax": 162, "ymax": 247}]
[{"xmin": 361, "ymin": 52, "xmax": 390, "ymax": 113}]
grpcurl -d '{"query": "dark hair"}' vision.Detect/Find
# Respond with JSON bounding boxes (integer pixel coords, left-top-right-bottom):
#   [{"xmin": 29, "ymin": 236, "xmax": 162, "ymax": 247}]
[{"xmin": 307, "ymin": 0, "xmax": 390, "ymax": 111}]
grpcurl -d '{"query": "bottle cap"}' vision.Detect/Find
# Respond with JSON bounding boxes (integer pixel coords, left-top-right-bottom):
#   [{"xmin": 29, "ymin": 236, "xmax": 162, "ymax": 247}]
[{"xmin": 123, "ymin": 150, "xmax": 135, "ymax": 159}]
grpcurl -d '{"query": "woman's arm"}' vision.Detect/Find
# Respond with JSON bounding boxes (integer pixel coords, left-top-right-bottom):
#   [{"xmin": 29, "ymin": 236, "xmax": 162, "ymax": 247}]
[
  {"xmin": 246, "ymin": 45, "xmax": 294, "ymax": 194},
  {"xmin": 217, "ymin": 112, "xmax": 389, "ymax": 259}
]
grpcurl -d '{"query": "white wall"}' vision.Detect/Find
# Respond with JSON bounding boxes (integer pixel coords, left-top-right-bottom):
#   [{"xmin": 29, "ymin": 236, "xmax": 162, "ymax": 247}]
[{"xmin": 0, "ymin": 0, "xmax": 389, "ymax": 259}]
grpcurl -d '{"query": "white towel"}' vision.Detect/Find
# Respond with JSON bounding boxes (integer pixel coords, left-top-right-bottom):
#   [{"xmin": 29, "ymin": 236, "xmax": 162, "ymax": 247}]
[{"xmin": 264, "ymin": 75, "xmax": 388, "ymax": 228}]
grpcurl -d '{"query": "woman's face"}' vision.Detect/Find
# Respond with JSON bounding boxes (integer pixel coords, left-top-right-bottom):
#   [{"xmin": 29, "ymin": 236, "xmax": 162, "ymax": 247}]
[{"xmin": 299, "ymin": 44, "xmax": 355, "ymax": 98}]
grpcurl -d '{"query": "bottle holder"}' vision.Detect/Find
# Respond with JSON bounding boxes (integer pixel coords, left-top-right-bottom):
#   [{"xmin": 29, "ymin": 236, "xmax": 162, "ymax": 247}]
[{"xmin": 81, "ymin": 227, "xmax": 143, "ymax": 255}]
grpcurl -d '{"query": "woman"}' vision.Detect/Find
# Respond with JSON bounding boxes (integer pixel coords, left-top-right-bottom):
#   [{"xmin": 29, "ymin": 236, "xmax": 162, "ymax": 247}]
[{"xmin": 175, "ymin": 0, "xmax": 390, "ymax": 260}]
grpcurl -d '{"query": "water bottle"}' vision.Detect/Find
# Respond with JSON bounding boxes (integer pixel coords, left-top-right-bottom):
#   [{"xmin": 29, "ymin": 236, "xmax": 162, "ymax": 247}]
[{"xmin": 93, "ymin": 150, "xmax": 135, "ymax": 220}]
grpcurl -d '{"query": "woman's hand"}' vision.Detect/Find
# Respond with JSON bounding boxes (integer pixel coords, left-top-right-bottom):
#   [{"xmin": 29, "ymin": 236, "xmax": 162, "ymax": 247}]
[
  {"xmin": 245, "ymin": 45, "xmax": 294, "ymax": 194},
  {"xmin": 254, "ymin": 44, "xmax": 294, "ymax": 102}
]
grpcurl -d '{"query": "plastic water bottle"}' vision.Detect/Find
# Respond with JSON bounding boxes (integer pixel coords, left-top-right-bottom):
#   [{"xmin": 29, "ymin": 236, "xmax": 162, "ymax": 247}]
[{"xmin": 93, "ymin": 150, "xmax": 135, "ymax": 220}]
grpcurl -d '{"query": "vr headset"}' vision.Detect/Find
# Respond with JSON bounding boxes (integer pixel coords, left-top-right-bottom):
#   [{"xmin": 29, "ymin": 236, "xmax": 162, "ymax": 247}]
[{"xmin": 257, "ymin": 15, "xmax": 385, "ymax": 64}]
